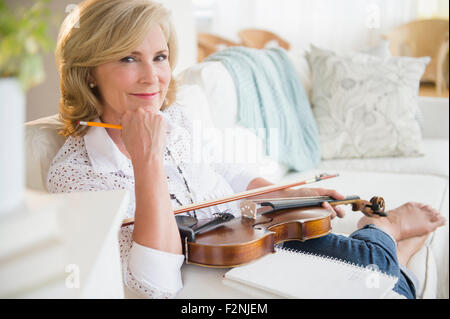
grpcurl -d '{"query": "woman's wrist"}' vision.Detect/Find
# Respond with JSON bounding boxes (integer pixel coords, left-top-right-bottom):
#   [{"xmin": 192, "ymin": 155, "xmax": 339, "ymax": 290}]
[
  {"xmin": 131, "ymin": 151, "xmax": 181, "ymax": 254},
  {"xmin": 131, "ymin": 153, "xmax": 165, "ymax": 172}
]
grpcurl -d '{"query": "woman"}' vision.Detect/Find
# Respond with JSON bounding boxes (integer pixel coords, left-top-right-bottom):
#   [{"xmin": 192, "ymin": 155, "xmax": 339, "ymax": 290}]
[{"xmin": 47, "ymin": 0, "xmax": 445, "ymax": 299}]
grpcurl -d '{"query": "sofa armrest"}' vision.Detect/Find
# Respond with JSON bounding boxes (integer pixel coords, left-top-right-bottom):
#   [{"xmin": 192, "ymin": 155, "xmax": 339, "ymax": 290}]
[
  {"xmin": 25, "ymin": 115, "xmax": 65, "ymax": 192},
  {"xmin": 418, "ymin": 96, "xmax": 449, "ymax": 139}
]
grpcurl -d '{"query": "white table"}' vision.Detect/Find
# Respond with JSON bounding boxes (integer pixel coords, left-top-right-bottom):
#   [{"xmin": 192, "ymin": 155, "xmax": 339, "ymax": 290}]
[
  {"xmin": 0, "ymin": 189, "xmax": 129, "ymax": 298},
  {"xmin": 176, "ymin": 263, "xmax": 280, "ymax": 299},
  {"xmin": 124, "ymin": 262, "xmax": 280, "ymax": 299}
]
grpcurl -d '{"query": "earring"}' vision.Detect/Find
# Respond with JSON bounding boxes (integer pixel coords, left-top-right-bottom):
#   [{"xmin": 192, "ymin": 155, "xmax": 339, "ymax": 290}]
[{"xmin": 89, "ymin": 82, "xmax": 95, "ymax": 88}]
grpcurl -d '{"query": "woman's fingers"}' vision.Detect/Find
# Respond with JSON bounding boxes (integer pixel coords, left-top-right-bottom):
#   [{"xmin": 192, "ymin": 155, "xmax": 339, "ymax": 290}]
[
  {"xmin": 322, "ymin": 202, "xmax": 337, "ymax": 219},
  {"xmin": 335, "ymin": 205, "xmax": 346, "ymax": 218},
  {"xmin": 315, "ymin": 188, "xmax": 345, "ymax": 219},
  {"xmin": 297, "ymin": 187, "xmax": 347, "ymax": 219},
  {"xmin": 322, "ymin": 188, "xmax": 346, "ymax": 200},
  {"xmin": 322, "ymin": 197, "xmax": 346, "ymax": 219},
  {"xmin": 120, "ymin": 108, "xmax": 167, "ymax": 161}
]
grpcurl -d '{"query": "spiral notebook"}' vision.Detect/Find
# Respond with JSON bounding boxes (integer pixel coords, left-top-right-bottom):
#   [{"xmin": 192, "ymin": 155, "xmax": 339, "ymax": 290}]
[{"xmin": 223, "ymin": 247, "xmax": 398, "ymax": 299}]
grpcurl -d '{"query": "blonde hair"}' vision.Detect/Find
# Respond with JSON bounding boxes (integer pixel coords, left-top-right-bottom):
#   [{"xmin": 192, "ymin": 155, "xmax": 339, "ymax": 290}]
[{"xmin": 56, "ymin": 0, "xmax": 178, "ymax": 137}]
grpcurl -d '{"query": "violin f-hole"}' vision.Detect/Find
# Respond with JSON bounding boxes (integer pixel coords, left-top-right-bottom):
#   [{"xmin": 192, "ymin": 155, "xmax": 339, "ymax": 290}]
[{"xmin": 252, "ymin": 217, "xmax": 274, "ymax": 229}]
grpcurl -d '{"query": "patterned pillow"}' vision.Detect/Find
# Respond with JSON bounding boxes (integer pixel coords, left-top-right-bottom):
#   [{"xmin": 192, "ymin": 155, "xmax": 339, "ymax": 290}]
[{"xmin": 306, "ymin": 45, "xmax": 430, "ymax": 159}]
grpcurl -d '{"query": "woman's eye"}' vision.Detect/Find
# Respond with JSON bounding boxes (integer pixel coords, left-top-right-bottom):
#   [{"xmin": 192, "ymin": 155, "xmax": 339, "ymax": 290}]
[
  {"xmin": 154, "ymin": 54, "xmax": 168, "ymax": 62},
  {"xmin": 120, "ymin": 56, "xmax": 136, "ymax": 63}
]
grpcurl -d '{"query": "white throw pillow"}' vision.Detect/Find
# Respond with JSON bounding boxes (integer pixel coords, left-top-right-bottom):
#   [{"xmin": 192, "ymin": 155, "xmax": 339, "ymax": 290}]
[
  {"xmin": 306, "ymin": 45, "xmax": 430, "ymax": 159},
  {"xmin": 286, "ymin": 40, "xmax": 390, "ymax": 103}
]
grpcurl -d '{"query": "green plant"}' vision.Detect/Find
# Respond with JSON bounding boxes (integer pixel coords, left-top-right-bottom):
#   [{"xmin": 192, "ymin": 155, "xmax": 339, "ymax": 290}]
[{"xmin": 0, "ymin": 0, "xmax": 54, "ymax": 90}]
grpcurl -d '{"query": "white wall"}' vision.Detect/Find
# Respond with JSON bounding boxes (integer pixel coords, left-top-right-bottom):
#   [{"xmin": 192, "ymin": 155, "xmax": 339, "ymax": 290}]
[
  {"xmin": 160, "ymin": 0, "xmax": 197, "ymax": 75},
  {"xmin": 14, "ymin": 0, "xmax": 197, "ymax": 122},
  {"xmin": 195, "ymin": 0, "xmax": 420, "ymax": 52}
]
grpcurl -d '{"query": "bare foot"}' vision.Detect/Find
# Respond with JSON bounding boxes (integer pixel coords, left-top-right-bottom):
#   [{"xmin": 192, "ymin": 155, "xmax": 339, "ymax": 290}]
[
  {"xmin": 357, "ymin": 202, "xmax": 446, "ymax": 241},
  {"xmin": 397, "ymin": 234, "xmax": 428, "ymax": 267}
]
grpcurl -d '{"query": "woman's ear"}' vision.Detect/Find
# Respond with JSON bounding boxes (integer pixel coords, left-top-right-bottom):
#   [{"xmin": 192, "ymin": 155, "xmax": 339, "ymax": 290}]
[{"xmin": 87, "ymin": 71, "xmax": 97, "ymax": 88}]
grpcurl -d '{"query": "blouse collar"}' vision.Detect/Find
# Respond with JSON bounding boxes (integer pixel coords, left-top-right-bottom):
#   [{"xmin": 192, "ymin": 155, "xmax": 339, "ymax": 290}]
[
  {"xmin": 84, "ymin": 118, "xmax": 134, "ymax": 176},
  {"xmin": 83, "ymin": 111, "xmax": 175, "ymax": 176}
]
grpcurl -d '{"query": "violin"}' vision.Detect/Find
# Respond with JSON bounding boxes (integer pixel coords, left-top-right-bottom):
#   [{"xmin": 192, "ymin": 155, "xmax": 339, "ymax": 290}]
[
  {"xmin": 177, "ymin": 195, "xmax": 386, "ymax": 268},
  {"xmin": 120, "ymin": 173, "xmax": 387, "ymax": 268}
]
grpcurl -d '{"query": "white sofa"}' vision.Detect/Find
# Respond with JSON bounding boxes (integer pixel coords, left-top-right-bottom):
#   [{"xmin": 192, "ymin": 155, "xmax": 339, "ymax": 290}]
[
  {"xmin": 25, "ymin": 54, "xmax": 449, "ymax": 299},
  {"xmin": 176, "ymin": 57, "xmax": 449, "ymax": 299}
]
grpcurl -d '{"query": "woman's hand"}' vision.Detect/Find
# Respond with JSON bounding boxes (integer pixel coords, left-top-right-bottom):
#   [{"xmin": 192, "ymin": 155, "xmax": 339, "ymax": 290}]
[
  {"xmin": 286, "ymin": 187, "xmax": 347, "ymax": 219},
  {"xmin": 120, "ymin": 107, "xmax": 167, "ymax": 164},
  {"xmin": 246, "ymin": 178, "xmax": 347, "ymax": 220}
]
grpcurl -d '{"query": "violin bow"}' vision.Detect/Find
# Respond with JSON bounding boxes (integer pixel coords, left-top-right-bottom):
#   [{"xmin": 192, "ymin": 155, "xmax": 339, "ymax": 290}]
[{"xmin": 121, "ymin": 173, "xmax": 338, "ymax": 227}]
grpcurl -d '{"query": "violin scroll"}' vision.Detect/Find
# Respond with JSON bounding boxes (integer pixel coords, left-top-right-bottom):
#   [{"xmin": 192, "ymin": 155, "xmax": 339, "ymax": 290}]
[{"xmin": 351, "ymin": 196, "xmax": 387, "ymax": 217}]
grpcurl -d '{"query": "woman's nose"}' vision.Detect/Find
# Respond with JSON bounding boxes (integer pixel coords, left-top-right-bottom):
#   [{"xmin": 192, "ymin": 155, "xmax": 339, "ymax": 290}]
[{"xmin": 140, "ymin": 62, "xmax": 158, "ymax": 84}]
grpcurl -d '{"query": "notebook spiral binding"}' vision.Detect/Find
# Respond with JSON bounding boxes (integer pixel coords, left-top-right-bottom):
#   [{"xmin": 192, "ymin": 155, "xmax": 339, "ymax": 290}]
[{"xmin": 274, "ymin": 246, "xmax": 398, "ymax": 281}]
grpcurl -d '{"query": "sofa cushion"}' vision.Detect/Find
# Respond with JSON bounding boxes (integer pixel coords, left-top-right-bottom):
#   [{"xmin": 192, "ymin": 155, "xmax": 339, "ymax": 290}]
[
  {"xmin": 179, "ymin": 61, "xmax": 238, "ymax": 130},
  {"xmin": 319, "ymin": 139, "xmax": 449, "ymax": 178},
  {"xmin": 285, "ymin": 40, "xmax": 392, "ymax": 103},
  {"xmin": 25, "ymin": 115, "xmax": 66, "ymax": 192},
  {"xmin": 178, "ymin": 63, "xmax": 290, "ymax": 181},
  {"xmin": 307, "ymin": 45, "xmax": 429, "ymax": 160},
  {"xmin": 417, "ymin": 96, "xmax": 449, "ymax": 139},
  {"xmin": 279, "ymin": 169, "xmax": 449, "ymax": 298}
]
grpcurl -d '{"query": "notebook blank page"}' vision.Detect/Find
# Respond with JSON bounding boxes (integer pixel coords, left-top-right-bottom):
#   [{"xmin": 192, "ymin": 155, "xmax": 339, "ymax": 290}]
[{"xmin": 224, "ymin": 248, "xmax": 398, "ymax": 299}]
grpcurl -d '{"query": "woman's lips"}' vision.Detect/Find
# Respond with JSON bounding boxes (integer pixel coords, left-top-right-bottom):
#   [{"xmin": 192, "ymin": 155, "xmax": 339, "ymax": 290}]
[{"xmin": 130, "ymin": 92, "xmax": 160, "ymax": 100}]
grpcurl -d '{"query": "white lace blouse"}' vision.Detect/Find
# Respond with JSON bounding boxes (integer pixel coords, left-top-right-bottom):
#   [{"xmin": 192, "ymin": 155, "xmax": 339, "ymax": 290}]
[{"xmin": 46, "ymin": 103, "xmax": 259, "ymax": 298}]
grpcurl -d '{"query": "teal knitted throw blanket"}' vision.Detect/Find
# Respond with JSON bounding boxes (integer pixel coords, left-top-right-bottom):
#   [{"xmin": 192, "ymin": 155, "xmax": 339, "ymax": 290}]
[{"xmin": 205, "ymin": 47, "xmax": 321, "ymax": 172}]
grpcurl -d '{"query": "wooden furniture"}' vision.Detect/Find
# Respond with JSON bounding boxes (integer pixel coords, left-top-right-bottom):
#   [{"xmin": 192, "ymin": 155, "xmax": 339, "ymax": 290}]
[
  {"xmin": 197, "ymin": 33, "xmax": 240, "ymax": 62},
  {"xmin": 238, "ymin": 28, "xmax": 290, "ymax": 50},
  {"xmin": 384, "ymin": 19, "xmax": 449, "ymax": 95}
]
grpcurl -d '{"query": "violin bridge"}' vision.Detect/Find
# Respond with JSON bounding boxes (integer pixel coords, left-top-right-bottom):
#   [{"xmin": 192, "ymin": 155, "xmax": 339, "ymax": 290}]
[{"xmin": 240, "ymin": 200, "xmax": 258, "ymax": 219}]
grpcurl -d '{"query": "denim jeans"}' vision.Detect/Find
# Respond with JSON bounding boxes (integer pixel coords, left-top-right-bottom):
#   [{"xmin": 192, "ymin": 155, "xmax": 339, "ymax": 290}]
[{"xmin": 283, "ymin": 224, "xmax": 417, "ymax": 299}]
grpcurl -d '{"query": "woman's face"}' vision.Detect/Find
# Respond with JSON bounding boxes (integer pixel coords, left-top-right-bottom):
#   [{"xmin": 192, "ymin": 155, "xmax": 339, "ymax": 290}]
[{"xmin": 93, "ymin": 25, "xmax": 171, "ymax": 118}]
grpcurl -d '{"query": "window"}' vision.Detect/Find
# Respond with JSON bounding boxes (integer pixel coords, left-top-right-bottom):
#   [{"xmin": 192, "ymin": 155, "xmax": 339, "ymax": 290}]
[
  {"xmin": 417, "ymin": 0, "xmax": 449, "ymax": 19},
  {"xmin": 192, "ymin": 0, "xmax": 216, "ymax": 32}
]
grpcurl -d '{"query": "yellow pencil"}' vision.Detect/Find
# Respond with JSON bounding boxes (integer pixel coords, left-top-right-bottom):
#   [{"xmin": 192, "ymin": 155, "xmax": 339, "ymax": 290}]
[{"xmin": 78, "ymin": 121, "xmax": 122, "ymax": 130}]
